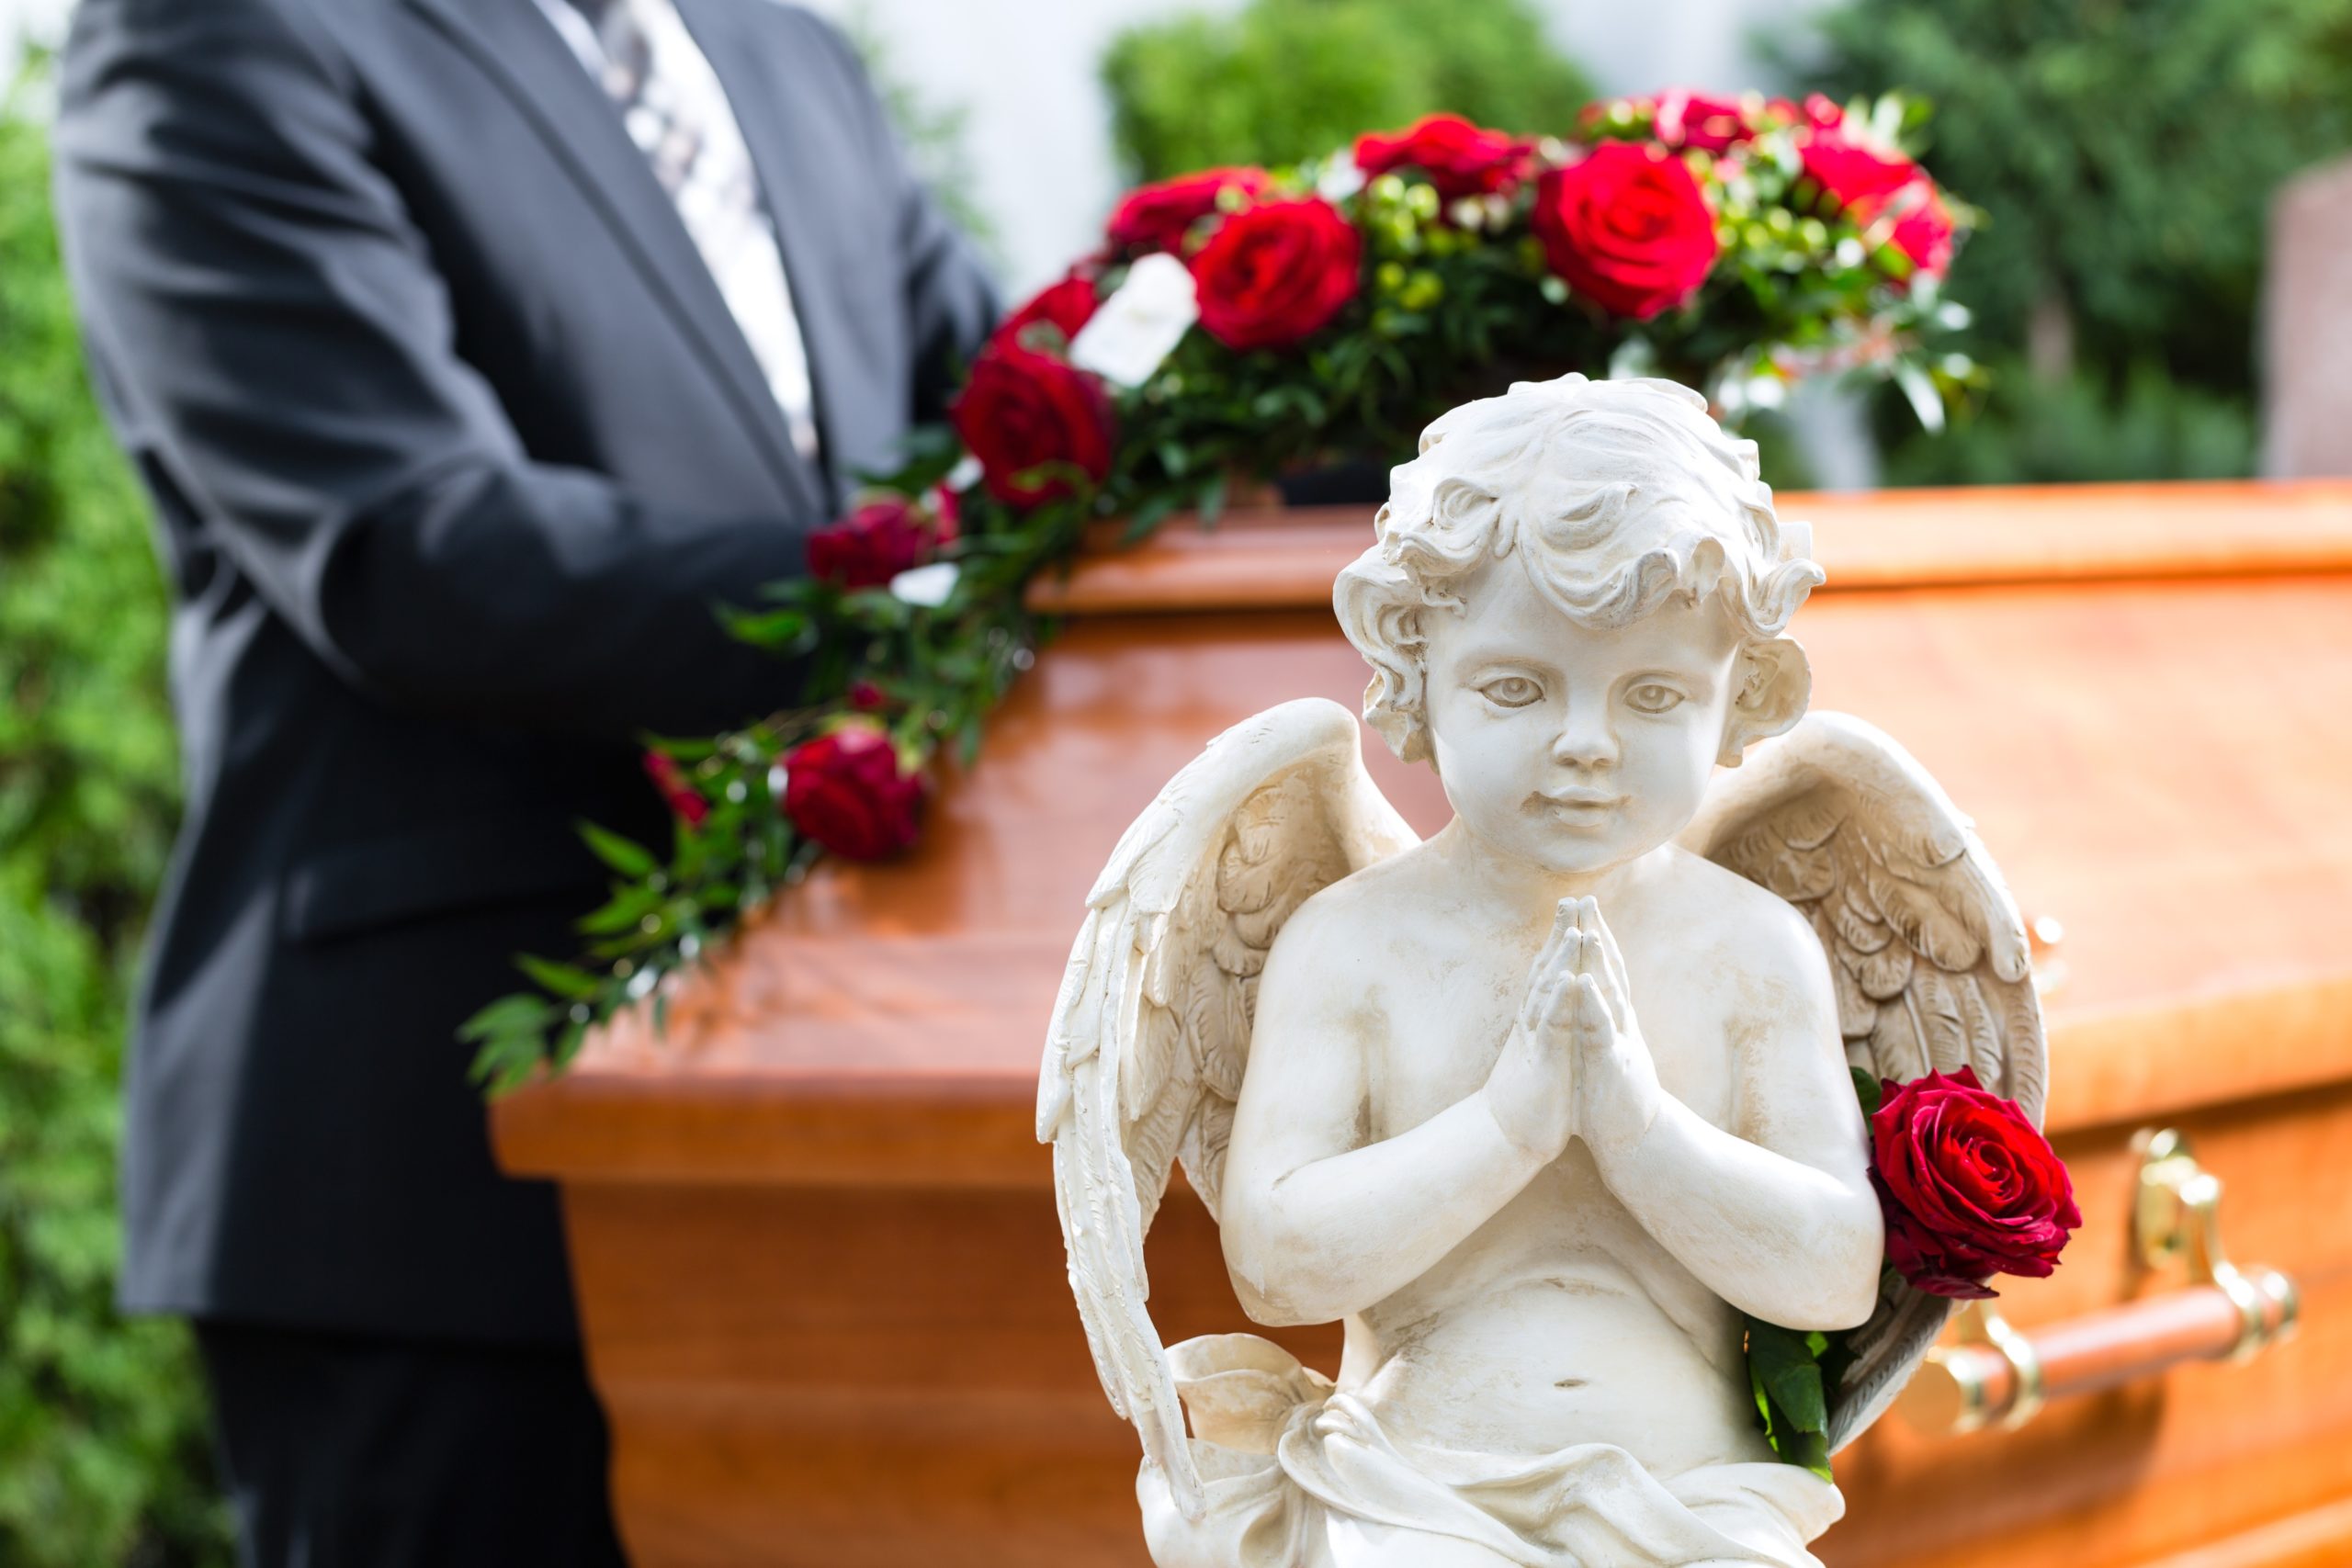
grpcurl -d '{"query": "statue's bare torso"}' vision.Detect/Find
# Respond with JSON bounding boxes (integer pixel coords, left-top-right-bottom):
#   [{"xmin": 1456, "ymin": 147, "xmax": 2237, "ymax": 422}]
[{"xmin": 1230, "ymin": 836, "xmax": 1829, "ymax": 1477}]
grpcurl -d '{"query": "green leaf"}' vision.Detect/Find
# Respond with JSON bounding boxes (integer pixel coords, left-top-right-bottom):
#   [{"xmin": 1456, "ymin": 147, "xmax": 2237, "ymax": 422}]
[
  {"xmin": 1747, "ymin": 1318, "xmax": 1829, "ymax": 1436},
  {"xmin": 1850, "ymin": 1066, "xmax": 1883, "ymax": 1120},
  {"xmin": 1195, "ymin": 470, "xmax": 1228, "ymax": 527},
  {"xmin": 577, "ymin": 884, "xmax": 663, "ymax": 935},
  {"xmin": 1894, "ymin": 357, "xmax": 1946, "ymax": 434},
  {"xmin": 578, "ymin": 821, "xmax": 659, "ymax": 879},
  {"xmin": 457, "ymin": 991, "xmax": 555, "ymax": 1044},
  {"xmin": 515, "ymin": 953, "xmax": 603, "ymax": 1001}
]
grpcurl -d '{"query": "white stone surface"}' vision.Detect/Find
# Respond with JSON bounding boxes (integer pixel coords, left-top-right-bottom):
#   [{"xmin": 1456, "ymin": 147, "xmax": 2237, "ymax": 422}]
[{"xmin": 1037, "ymin": 375, "xmax": 2046, "ymax": 1565}]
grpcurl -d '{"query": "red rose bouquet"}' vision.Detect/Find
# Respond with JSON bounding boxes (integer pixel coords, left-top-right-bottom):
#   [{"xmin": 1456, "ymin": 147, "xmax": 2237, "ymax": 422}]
[{"xmin": 471, "ymin": 90, "xmax": 1980, "ymax": 1102}]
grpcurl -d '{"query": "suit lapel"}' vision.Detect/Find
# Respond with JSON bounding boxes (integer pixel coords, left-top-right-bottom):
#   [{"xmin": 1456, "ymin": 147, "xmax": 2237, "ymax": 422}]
[
  {"xmin": 397, "ymin": 0, "xmax": 823, "ymax": 515},
  {"xmin": 674, "ymin": 0, "xmax": 852, "ymax": 502}
]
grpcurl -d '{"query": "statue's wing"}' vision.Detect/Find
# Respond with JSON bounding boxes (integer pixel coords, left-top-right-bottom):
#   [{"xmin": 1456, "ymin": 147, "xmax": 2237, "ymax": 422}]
[
  {"xmin": 1679, "ymin": 711, "xmax": 2044, "ymax": 1450},
  {"xmin": 1035, "ymin": 697, "xmax": 1418, "ymax": 1518}
]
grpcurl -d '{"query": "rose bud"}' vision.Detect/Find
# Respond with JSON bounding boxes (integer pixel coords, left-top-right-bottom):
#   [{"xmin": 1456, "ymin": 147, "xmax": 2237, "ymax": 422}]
[
  {"xmin": 1189, "ymin": 197, "xmax": 1363, "ymax": 352},
  {"xmin": 779, "ymin": 725, "xmax": 922, "ymax": 862},
  {"xmin": 950, "ymin": 342, "xmax": 1117, "ymax": 507},
  {"xmin": 846, "ymin": 679, "xmax": 888, "ymax": 712},
  {"xmin": 1651, "ymin": 88, "xmax": 1755, "ymax": 153},
  {"xmin": 1797, "ymin": 131, "xmax": 1924, "ymax": 220},
  {"xmin": 1104, "ymin": 165, "xmax": 1271, "ymax": 257},
  {"xmin": 992, "ymin": 272, "xmax": 1100, "ymax": 355},
  {"xmin": 641, "ymin": 749, "xmax": 708, "ymax": 828},
  {"xmin": 1353, "ymin": 115, "xmax": 1530, "ymax": 200},
  {"xmin": 1870, "ymin": 1066, "xmax": 2081, "ymax": 1300},
  {"xmin": 1531, "ymin": 141, "xmax": 1720, "ymax": 321},
  {"xmin": 807, "ymin": 495, "xmax": 944, "ymax": 591}
]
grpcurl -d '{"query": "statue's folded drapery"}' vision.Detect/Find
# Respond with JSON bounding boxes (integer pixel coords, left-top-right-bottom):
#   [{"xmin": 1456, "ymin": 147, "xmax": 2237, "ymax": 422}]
[{"xmin": 1139, "ymin": 1336, "xmax": 1843, "ymax": 1568}]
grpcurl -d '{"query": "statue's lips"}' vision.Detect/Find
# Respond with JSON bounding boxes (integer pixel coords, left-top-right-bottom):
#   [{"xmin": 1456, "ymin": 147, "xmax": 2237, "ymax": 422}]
[{"xmin": 1532, "ymin": 791, "xmax": 1623, "ymax": 819}]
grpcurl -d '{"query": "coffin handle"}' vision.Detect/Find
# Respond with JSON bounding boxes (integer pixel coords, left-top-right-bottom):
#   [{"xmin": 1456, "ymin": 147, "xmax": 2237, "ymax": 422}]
[{"xmin": 1894, "ymin": 1127, "xmax": 2299, "ymax": 1436}]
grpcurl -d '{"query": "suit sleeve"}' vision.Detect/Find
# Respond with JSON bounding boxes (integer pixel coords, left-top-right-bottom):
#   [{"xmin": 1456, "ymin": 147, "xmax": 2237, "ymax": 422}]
[
  {"xmin": 51, "ymin": 0, "xmax": 820, "ymax": 739},
  {"xmin": 796, "ymin": 13, "xmax": 1000, "ymax": 425}
]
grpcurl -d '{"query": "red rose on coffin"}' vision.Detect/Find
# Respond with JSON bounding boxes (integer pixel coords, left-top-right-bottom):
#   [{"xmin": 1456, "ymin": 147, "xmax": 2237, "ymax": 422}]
[
  {"xmin": 1190, "ymin": 197, "xmax": 1363, "ymax": 351},
  {"xmin": 950, "ymin": 343, "xmax": 1116, "ymax": 506},
  {"xmin": 641, "ymin": 750, "xmax": 707, "ymax": 828},
  {"xmin": 1798, "ymin": 132, "xmax": 1922, "ymax": 220},
  {"xmin": 1104, "ymin": 165, "xmax": 1271, "ymax": 256},
  {"xmin": 1354, "ymin": 114, "xmax": 1529, "ymax": 199},
  {"xmin": 994, "ymin": 273, "xmax": 1099, "ymax": 353},
  {"xmin": 807, "ymin": 494, "xmax": 953, "ymax": 590},
  {"xmin": 1871, "ymin": 1066, "xmax": 2081, "ymax": 1300},
  {"xmin": 1652, "ymin": 89, "xmax": 1753, "ymax": 153},
  {"xmin": 1883, "ymin": 185, "xmax": 1958, "ymax": 284},
  {"xmin": 1532, "ymin": 142, "xmax": 1720, "ymax": 321},
  {"xmin": 1767, "ymin": 92, "xmax": 1848, "ymax": 132},
  {"xmin": 780, "ymin": 725, "xmax": 922, "ymax": 862}
]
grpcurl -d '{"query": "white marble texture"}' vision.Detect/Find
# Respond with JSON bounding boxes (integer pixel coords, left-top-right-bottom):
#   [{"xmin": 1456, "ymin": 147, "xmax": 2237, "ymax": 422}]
[{"xmin": 1037, "ymin": 375, "xmax": 2045, "ymax": 1567}]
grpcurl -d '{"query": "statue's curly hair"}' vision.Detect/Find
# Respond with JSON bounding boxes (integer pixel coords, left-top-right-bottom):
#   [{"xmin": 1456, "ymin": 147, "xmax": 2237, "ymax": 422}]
[{"xmin": 1334, "ymin": 374, "xmax": 1825, "ymax": 764}]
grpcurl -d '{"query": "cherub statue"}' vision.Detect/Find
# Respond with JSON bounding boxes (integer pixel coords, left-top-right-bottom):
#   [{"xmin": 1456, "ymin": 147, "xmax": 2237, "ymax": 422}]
[{"xmin": 1036, "ymin": 374, "xmax": 2044, "ymax": 1568}]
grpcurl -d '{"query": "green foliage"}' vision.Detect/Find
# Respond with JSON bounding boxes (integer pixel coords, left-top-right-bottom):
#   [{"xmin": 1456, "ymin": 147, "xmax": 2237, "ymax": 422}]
[
  {"xmin": 1881, "ymin": 356, "xmax": 2258, "ymax": 487},
  {"xmin": 1744, "ymin": 1316, "xmax": 1835, "ymax": 1479},
  {"xmin": 1101, "ymin": 0, "xmax": 1596, "ymax": 183},
  {"xmin": 1797, "ymin": 0, "xmax": 2352, "ymax": 394},
  {"xmin": 0, "ymin": 85, "xmax": 233, "ymax": 1568},
  {"xmin": 1795, "ymin": 0, "xmax": 2352, "ymax": 483}
]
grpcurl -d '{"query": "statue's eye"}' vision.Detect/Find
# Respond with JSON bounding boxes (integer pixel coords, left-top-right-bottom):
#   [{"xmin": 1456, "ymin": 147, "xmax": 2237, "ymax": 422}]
[
  {"xmin": 1626, "ymin": 682, "xmax": 1685, "ymax": 715},
  {"xmin": 1478, "ymin": 675, "xmax": 1542, "ymax": 708}
]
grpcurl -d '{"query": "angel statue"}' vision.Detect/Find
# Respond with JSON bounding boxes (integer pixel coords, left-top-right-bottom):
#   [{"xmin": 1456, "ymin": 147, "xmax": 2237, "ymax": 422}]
[{"xmin": 1035, "ymin": 374, "xmax": 2045, "ymax": 1568}]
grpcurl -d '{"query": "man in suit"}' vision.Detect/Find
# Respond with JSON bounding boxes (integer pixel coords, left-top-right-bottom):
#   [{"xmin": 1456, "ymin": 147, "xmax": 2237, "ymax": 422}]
[{"xmin": 51, "ymin": 0, "xmax": 996, "ymax": 1560}]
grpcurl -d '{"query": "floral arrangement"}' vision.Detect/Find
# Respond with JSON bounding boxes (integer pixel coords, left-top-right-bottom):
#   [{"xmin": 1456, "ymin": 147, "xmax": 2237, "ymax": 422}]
[
  {"xmin": 1744, "ymin": 1066, "xmax": 2078, "ymax": 1476},
  {"xmin": 463, "ymin": 88, "xmax": 1978, "ymax": 1090}
]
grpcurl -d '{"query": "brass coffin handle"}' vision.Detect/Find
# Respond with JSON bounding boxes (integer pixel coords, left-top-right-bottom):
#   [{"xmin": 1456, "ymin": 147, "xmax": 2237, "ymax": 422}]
[{"xmin": 1895, "ymin": 1128, "xmax": 2299, "ymax": 1436}]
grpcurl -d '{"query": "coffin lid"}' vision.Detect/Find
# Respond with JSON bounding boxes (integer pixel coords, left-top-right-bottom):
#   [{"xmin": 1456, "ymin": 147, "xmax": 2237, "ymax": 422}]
[{"xmin": 494, "ymin": 480, "xmax": 2352, "ymax": 1186}]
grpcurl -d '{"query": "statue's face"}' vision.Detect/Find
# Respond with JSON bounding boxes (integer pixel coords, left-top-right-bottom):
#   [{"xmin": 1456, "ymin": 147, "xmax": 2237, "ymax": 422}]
[{"xmin": 1421, "ymin": 552, "xmax": 1742, "ymax": 877}]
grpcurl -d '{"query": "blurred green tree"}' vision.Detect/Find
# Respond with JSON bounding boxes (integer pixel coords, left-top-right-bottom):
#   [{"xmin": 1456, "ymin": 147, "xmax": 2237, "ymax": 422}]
[
  {"xmin": 1101, "ymin": 0, "xmax": 1595, "ymax": 184},
  {"xmin": 1794, "ymin": 0, "xmax": 2352, "ymax": 479},
  {"xmin": 0, "ymin": 81, "xmax": 232, "ymax": 1568}
]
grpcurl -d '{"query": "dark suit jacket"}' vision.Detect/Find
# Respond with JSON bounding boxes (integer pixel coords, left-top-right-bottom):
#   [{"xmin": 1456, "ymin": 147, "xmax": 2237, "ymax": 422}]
[{"xmin": 54, "ymin": 0, "xmax": 996, "ymax": 1343}]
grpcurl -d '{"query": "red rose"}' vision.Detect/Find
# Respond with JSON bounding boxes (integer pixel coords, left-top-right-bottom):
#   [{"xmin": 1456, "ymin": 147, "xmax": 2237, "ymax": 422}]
[
  {"xmin": 779, "ymin": 725, "xmax": 922, "ymax": 862},
  {"xmin": 1532, "ymin": 142, "xmax": 1719, "ymax": 320},
  {"xmin": 641, "ymin": 750, "xmax": 707, "ymax": 828},
  {"xmin": 807, "ymin": 495, "xmax": 945, "ymax": 590},
  {"xmin": 1354, "ymin": 114, "xmax": 1529, "ymax": 199},
  {"xmin": 845, "ymin": 679, "xmax": 888, "ymax": 712},
  {"xmin": 994, "ymin": 273, "xmax": 1099, "ymax": 353},
  {"xmin": 1189, "ymin": 197, "xmax": 1362, "ymax": 351},
  {"xmin": 949, "ymin": 343, "xmax": 1116, "ymax": 506},
  {"xmin": 1883, "ymin": 184, "xmax": 1957, "ymax": 283},
  {"xmin": 1652, "ymin": 89, "xmax": 1752, "ymax": 153},
  {"xmin": 1871, "ymin": 1067, "xmax": 2080, "ymax": 1300},
  {"xmin": 1767, "ymin": 93, "xmax": 1848, "ymax": 132},
  {"xmin": 1799, "ymin": 132, "xmax": 1921, "ymax": 219},
  {"xmin": 1104, "ymin": 166, "xmax": 1271, "ymax": 256}
]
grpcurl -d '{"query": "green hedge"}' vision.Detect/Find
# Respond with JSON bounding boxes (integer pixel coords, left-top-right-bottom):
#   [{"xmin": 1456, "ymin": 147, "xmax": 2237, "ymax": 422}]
[
  {"xmin": 1102, "ymin": 0, "xmax": 1594, "ymax": 185},
  {"xmin": 0, "ymin": 86, "xmax": 232, "ymax": 1568},
  {"xmin": 1794, "ymin": 0, "xmax": 2352, "ymax": 481}
]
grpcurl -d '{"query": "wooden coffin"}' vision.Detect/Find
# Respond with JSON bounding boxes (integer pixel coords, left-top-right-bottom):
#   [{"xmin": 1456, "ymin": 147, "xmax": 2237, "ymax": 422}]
[{"xmin": 492, "ymin": 480, "xmax": 2352, "ymax": 1568}]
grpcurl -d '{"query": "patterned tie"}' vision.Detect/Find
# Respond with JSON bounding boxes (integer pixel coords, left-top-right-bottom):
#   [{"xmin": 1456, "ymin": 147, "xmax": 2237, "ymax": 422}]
[{"xmin": 554, "ymin": 0, "xmax": 821, "ymax": 460}]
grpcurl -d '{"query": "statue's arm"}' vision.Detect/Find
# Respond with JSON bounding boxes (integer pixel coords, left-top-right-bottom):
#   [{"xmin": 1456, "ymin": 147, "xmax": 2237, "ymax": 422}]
[
  {"xmin": 1579, "ymin": 910, "xmax": 1883, "ymax": 1331},
  {"xmin": 1216, "ymin": 909, "xmax": 1545, "ymax": 1326}
]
